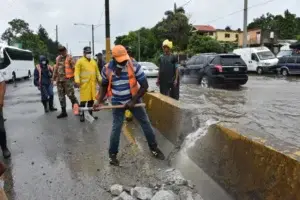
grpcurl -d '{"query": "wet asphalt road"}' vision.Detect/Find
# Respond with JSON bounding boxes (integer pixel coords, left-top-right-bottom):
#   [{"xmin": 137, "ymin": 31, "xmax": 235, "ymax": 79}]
[
  {"xmin": 1, "ymin": 79, "xmax": 172, "ymax": 200},
  {"xmin": 148, "ymin": 75, "xmax": 300, "ymax": 149}
]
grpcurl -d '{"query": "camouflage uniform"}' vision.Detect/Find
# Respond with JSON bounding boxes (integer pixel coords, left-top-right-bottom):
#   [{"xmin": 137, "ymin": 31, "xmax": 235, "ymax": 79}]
[{"xmin": 53, "ymin": 55, "xmax": 78, "ymax": 118}]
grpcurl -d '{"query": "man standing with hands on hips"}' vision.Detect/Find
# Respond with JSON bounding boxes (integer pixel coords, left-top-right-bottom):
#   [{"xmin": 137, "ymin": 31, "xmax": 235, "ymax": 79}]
[{"xmin": 94, "ymin": 45, "xmax": 165, "ymax": 166}]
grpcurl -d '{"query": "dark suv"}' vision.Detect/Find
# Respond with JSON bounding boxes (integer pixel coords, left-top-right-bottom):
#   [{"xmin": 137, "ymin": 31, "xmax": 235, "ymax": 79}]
[
  {"xmin": 181, "ymin": 54, "xmax": 248, "ymax": 87},
  {"xmin": 276, "ymin": 56, "xmax": 300, "ymax": 76}
]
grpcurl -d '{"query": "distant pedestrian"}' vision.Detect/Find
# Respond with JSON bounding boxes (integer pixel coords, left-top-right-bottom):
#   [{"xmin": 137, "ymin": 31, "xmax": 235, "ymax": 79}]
[
  {"xmin": 75, "ymin": 47, "xmax": 102, "ymax": 122},
  {"xmin": 0, "ymin": 70, "xmax": 11, "ymax": 159},
  {"xmin": 156, "ymin": 39, "xmax": 180, "ymax": 100},
  {"xmin": 96, "ymin": 53, "xmax": 106, "ymax": 73},
  {"xmin": 94, "ymin": 45, "xmax": 165, "ymax": 166},
  {"xmin": 52, "ymin": 46, "xmax": 79, "ymax": 118},
  {"xmin": 36, "ymin": 55, "xmax": 57, "ymax": 113}
]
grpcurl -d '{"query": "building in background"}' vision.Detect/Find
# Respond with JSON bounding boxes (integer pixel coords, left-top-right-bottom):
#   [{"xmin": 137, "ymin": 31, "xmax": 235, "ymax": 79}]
[
  {"xmin": 215, "ymin": 29, "xmax": 241, "ymax": 43},
  {"xmin": 192, "ymin": 25, "xmax": 216, "ymax": 38}
]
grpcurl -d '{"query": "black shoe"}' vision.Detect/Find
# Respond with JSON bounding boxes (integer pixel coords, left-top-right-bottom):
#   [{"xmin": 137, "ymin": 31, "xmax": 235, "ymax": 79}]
[
  {"xmin": 150, "ymin": 147, "xmax": 165, "ymax": 160},
  {"xmin": 49, "ymin": 98, "xmax": 57, "ymax": 111},
  {"xmin": 57, "ymin": 107, "xmax": 68, "ymax": 119},
  {"xmin": 2, "ymin": 148, "xmax": 11, "ymax": 159},
  {"xmin": 42, "ymin": 101, "xmax": 49, "ymax": 113},
  {"xmin": 93, "ymin": 116, "xmax": 98, "ymax": 120},
  {"xmin": 80, "ymin": 112, "xmax": 85, "ymax": 122},
  {"xmin": 109, "ymin": 154, "xmax": 120, "ymax": 166},
  {"xmin": 88, "ymin": 111, "xmax": 98, "ymax": 120}
]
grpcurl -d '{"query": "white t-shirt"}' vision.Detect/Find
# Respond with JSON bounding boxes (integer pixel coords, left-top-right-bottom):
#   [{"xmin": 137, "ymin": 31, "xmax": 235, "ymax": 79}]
[{"xmin": 0, "ymin": 72, "xmax": 4, "ymax": 83}]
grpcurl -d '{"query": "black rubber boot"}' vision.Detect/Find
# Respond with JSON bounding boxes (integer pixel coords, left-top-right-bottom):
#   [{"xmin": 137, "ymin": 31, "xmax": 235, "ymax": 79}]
[
  {"xmin": 49, "ymin": 96, "xmax": 57, "ymax": 111},
  {"xmin": 2, "ymin": 147, "xmax": 11, "ymax": 159},
  {"xmin": 57, "ymin": 107, "xmax": 68, "ymax": 119},
  {"xmin": 80, "ymin": 111, "xmax": 85, "ymax": 122},
  {"xmin": 89, "ymin": 111, "xmax": 98, "ymax": 120},
  {"xmin": 42, "ymin": 101, "xmax": 49, "ymax": 113}
]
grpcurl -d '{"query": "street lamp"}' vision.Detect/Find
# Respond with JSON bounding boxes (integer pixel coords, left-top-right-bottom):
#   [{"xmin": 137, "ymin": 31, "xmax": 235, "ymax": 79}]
[{"xmin": 74, "ymin": 23, "xmax": 104, "ymax": 56}]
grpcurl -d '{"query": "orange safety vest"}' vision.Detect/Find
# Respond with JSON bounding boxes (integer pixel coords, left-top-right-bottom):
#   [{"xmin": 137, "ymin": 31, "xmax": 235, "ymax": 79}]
[
  {"xmin": 36, "ymin": 64, "xmax": 53, "ymax": 78},
  {"xmin": 105, "ymin": 59, "xmax": 139, "ymax": 97},
  {"xmin": 64, "ymin": 55, "xmax": 74, "ymax": 78}
]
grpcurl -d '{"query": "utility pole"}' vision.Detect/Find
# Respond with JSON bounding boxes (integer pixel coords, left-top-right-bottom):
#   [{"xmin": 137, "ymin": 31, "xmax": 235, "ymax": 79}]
[
  {"xmin": 92, "ymin": 24, "xmax": 95, "ymax": 57},
  {"xmin": 105, "ymin": 0, "xmax": 111, "ymax": 63},
  {"xmin": 55, "ymin": 25, "xmax": 58, "ymax": 48},
  {"xmin": 243, "ymin": 0, "xmax": 248, "ymax": 48},
  {"xmin": 138, "ymin": 31, "xmax": 141, "ymax": 61}
]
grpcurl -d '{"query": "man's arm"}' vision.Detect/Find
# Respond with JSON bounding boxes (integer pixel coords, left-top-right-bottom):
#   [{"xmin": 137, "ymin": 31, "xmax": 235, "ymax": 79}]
[
  {"xmin": 173, "ymin": 55, "xmax": 179, "ymax": 84},
  {"xmin": 0, "ymin": 73, "xmax": 6, "ymax": 108},
  {"xmin": 97, "ymin": 66, "xmax": 109, "ymax": 103},
  {"xmin": 52, "ymin": 56, "xmax": 60, "ymax": 81},
  {"xmin": 74, "ymin": 59, "xmax": 81, "ymax": 84},
  {"xmin": 132, "ymin": 63, "xmax": 148, "ymax": 103},
  {"xmin": 132, "ymin": 79, "xmax": 148, "ymax": 103}
]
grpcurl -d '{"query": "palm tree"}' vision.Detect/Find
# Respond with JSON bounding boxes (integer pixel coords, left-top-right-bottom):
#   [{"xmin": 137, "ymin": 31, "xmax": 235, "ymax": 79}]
[{"xmin": 164, "ymin": 3, "xmax": 185, "ymax": 17}]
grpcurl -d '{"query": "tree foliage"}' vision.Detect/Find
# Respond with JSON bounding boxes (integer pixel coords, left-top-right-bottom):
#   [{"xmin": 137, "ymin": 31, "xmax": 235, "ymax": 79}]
[
  {"xmin": 1, "ymin": 19, "xmax": 59, "ymax": 62},
  {"xmin": 248, "ymin": 10, "xmax": 300, "ymax": 39},
  {"xmin": 187, "ymin": 34, "xmax": 223, "ymax": 54}
]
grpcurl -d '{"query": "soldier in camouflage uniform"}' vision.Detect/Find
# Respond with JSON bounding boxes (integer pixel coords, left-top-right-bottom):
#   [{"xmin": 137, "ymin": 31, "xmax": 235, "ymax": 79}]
[{"xmin": 52, "ymin": 46, "xmax": 78, "ymax": 119}]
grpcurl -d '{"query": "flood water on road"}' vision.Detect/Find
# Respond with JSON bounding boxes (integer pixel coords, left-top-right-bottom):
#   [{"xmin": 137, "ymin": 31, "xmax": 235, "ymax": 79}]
[{"xmin": 149, "ymin": 75, "xmax": 300, "ymax": 148}]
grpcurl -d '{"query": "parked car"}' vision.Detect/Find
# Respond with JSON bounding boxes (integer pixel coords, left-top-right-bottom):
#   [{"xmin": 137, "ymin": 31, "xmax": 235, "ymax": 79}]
[
  {"xmin": 276, "ymin": 55, "xmax": 300, "ymax": 76},
  {"xmin": 181, "ymin": 53, "xmax": 248, "ymax": 88},
  {"xmin": 233, "ymin": 47, "xmax": 278, "ymax": 74},
  {"xmin": 139, "ymin": 62, "xmax": 159, "ymax": 77}
]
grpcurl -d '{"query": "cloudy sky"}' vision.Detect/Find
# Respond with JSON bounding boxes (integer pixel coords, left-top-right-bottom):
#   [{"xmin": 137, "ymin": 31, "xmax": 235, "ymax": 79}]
[{"xmin": 0, "ymin": 0, "xmax": 299, "ymax": 55}]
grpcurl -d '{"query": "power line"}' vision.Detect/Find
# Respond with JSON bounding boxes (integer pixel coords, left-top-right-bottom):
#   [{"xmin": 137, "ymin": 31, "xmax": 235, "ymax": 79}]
[
  {"xmin": 203, "ymin": 0, "xmax": 278, "ymax": 25},
  {"xmin": 180, "ymin": 0, "xmax": 192, "ymax": 8}
]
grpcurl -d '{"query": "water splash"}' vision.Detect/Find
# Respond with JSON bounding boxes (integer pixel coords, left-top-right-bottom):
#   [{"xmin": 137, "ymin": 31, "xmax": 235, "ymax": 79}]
[{"xmin": 181, "ymin": 119, "xmax": 219, "ymax": 152}]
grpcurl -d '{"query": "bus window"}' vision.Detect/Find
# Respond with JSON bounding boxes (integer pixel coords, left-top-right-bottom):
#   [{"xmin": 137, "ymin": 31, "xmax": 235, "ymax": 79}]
[
  {"xmin": 0, "ymin": 51, "xmax": 11, "ymax": 69},
  {"xmin": 4, "ymin": 47, "xmax": 33, "ymax": 61}
]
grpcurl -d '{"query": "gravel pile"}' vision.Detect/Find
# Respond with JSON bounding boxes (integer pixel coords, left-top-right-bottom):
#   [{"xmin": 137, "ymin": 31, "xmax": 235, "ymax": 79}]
[{"xmin": 109, "ymin": 168, "xmax": 203, "ymax": 200}]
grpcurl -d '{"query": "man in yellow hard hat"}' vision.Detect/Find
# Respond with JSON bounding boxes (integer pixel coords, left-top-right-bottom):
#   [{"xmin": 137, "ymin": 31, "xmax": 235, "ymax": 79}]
[{"xmin": 156, "ymin": 39, "xmax": 180, "ymax": 100}]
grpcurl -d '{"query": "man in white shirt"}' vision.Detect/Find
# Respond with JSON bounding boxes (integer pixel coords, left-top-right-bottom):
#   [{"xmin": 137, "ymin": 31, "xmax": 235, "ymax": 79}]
[{"xmin": 0, "ymin": 72, "xmax": 11, "ymax": 158}]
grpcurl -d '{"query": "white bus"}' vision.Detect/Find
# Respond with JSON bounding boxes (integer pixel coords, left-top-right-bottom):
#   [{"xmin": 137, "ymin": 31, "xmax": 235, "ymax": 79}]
[{"xmin": 0, "ymin": 44, "xmax": 34, "ymax": 81}]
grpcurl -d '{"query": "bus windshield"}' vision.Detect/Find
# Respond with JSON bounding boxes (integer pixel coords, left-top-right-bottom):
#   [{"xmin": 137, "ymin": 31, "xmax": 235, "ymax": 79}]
[{"xmin": 4, "ymin": 47, "xmax": 33, "ymax": 61}]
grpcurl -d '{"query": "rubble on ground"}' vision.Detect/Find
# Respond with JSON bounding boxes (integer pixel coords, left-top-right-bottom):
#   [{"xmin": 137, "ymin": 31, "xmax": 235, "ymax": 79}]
[{"xmin": 108, "ymin": 168, "xmax": 203, "ymax": 200}]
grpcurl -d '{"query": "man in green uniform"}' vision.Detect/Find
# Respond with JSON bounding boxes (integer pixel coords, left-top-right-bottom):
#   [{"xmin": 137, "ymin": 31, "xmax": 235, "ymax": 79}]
[
  {"xmin": 52, "ymin": 46, "xmax": 79, "ymax": 119},
  {"xmin": 156, "ymin": 39, "xmax": 180, "ymax": 100}
]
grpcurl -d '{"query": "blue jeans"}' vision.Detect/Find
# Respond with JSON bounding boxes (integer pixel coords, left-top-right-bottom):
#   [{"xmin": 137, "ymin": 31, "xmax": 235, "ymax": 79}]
[
  {"xmin": 41, "ymin": 84, "xmax": 54, "ymax": 101},
  {"xmin": 109, "ymin": 105, "xmax": 157, "ymax": 155}
]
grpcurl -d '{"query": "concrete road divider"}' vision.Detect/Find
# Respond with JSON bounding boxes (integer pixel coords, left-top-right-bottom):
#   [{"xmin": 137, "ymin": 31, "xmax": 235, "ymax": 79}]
[
  {"xmin": 143, "ymin": 92, "xmax": 300, "ymax": 200},
  {"xmin": 143, "ymin": 92, "xmax": 196, "ymax": 146}
]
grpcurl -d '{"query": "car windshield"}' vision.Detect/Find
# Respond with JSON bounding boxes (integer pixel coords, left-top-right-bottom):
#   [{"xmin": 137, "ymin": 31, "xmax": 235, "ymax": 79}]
[
  {"xmin": 140, "ymin": 62, "xmax": 158, "ymax": 69},
  {"xmin": 257, "ymin": 51, "xmax": 275, "ymax": 60},
  {"xmin": 277, "ymin": 50, "xmax": 292, "ymax": 57}
]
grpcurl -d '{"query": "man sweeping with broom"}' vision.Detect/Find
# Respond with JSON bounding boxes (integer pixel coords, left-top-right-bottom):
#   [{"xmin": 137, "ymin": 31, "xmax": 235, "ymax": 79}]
[{"xmin": 94, "ymin": 45, "xmax": 165, "ymax": 166}]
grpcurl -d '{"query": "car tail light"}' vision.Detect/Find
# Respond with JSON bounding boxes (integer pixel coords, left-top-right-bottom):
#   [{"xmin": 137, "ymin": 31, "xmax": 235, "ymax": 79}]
[{"xmin": 215, "ymin": 65, "xmax": 223, "ymax": 72}]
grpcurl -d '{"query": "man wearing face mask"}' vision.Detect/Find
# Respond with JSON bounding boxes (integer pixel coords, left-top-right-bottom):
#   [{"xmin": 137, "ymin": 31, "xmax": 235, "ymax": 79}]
[
  {"xmin": 94, "ymin": 45, "xmax": 165, "ymax": 166},
  {"xmin": 36, "ymin": 55, "xmax": 57, "ymax": 113},
  {"xmin": 75, "ymin": 47, "xmax": 101, "ymax": 122},
  {"xmin": 53, "ymin": 46, "xmax": 79, "ymax": 118}
]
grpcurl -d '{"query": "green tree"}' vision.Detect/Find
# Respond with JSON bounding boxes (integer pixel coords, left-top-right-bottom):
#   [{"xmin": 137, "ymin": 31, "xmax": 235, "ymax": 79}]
[
  {"xmin": 37, "ymin": 25, "xmax": 59, "ymax": 61},
  {"xmin": 187, "ymin": 34, "xmax": 223, "ymax": 55},
  {"xmin": 248, "ymin": 10, "xmax": 300, "ymax": 39},
  {"xmin": 1, "ymin": 19, "xmax": 31, "ymax": 44},
  {"xmin": 152, "ymin": 3, "xmax": 191, "ymax": 51}
]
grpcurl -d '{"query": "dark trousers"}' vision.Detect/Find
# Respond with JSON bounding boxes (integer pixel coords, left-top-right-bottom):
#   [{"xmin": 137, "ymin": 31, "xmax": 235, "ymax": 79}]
[
  {"xmin": 0, "ymin": 108, "xmax": 7, "ymax": 150},
  {"xmin": 159, "ymin": 82, "xmax": 180, "ymax": 100},
  {"xmin": 40, "ymin": 84, "xmax": 54, "ymax": 101},
  {"xmin": 80, "ymin": 100, "xmax": 94, "ymax": 115}
]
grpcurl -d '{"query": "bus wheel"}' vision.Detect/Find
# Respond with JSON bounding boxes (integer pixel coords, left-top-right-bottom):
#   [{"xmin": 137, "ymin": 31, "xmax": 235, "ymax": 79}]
[{"xmin": 28, "ymin": 70, "xmax": 32, "ymax": 78}]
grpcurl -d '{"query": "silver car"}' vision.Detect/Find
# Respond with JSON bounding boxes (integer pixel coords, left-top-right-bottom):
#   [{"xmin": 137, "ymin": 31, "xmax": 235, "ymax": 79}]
[{"xmin": 139, "ymin": 62, "xmax": 159, "ymax": 77}]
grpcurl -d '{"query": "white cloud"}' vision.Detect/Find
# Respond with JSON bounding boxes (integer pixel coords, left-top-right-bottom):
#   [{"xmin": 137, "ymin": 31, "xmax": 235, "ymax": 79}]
[{"xmin": 0, "ymin": 0, "xmax": 299, "ymax": 55}]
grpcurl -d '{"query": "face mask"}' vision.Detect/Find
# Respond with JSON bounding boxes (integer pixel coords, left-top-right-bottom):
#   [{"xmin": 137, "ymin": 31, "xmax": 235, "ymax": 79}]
[
  {"xmin": 42, "ymin": 61, "xmax": 47, "ymax": 65},
  {"xmin": 86, "ymin": 54, "xmax": 91, "ymax": 59},
  {"xmin": 116, "ymin": 60, "xmax": 128, "ymax": 69}
]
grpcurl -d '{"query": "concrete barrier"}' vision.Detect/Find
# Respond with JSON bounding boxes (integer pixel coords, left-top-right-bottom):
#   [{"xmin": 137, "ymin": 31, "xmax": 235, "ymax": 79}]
[
  {"xmin": 143, "ymin": 92, "xmax": 195, "ymax": 146},
  {"xmin": 143, "ymin": 92, "xmax": 300, "ymax": 200}
]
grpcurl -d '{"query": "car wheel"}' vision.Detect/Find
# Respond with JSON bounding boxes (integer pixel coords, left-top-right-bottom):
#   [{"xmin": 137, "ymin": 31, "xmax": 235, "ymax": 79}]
[
  {"xmin": 257, "ymin": 67, "xmax": 263, "ymax": 75},
  {"xmin": 200, "ymin": 75, "xmax": 210, "ymax": 88},
  {"xmin": 281, "ymin": 69, "xmax": 289, "ymax": 76}
]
